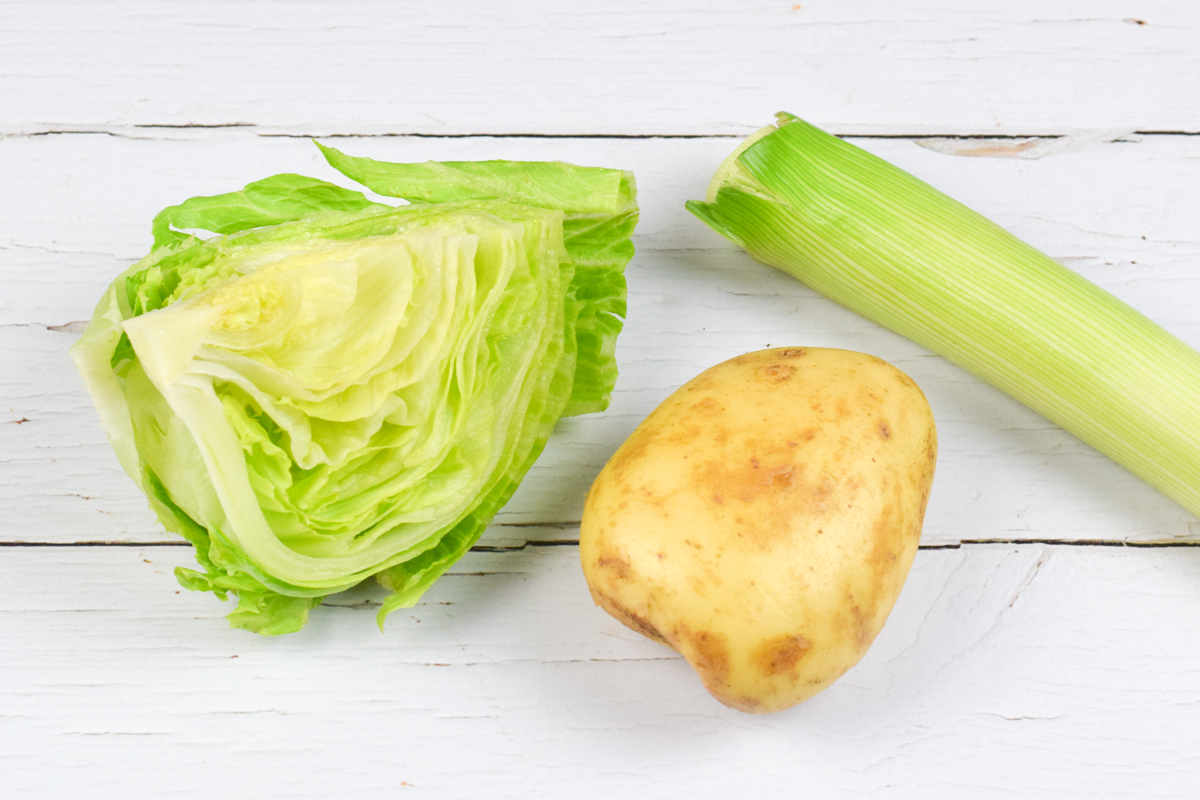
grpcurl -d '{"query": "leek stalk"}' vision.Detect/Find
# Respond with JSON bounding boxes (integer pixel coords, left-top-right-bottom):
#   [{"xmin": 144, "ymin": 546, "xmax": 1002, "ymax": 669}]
[{"xmin": 687, "ymin": 113, "xmax": 1200, "ymax": 518}]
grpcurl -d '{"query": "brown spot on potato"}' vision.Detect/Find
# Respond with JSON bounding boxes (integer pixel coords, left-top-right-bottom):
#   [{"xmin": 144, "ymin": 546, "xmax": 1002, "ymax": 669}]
[
  {"xmin": 596, "ymin": 555, "xmax": 631, "ymax": 580},
  {"xmin": 878, "ymin": 421, "xmax": 891, "ymax": 440},
  {"xmin": 592, "ymin": 590, "xmax": 668, "ymax": 645},
  {"xmin": 849, "ymin": 602, "xmax": 872, "ymax": 648},
  {"xmin": 753, "ymin": 634, "xmax": 813, "ymax": 677},
  {"xmin": 691, "ymin": 396, "xmax": 721, "ymax": 415},
  {"xmin": 759, "ymin": 364, "xmax": 796, "ymax": 383},
  {"xmin": 855, "ymin": 496, "xmax": 902, "ymax": 615},
  {"xmin": 778, "ymin": 348, "xmax": 806, "ymax": 358},
  {"xmin": 688, "ymin": 574, "xmax": 718, "ymax": 596},
  {"xmin": 729, "ymin": 695, "xmax": 764, "ymax": 712},
  {"xmin": 673, "ymin": 424, "xmax": 704, "ymax": 445},
  {"xmin": 688, "ymin": 629, "xmax": 732, "ymax": 687},
  {"xmin": 771, "ymin": 466, "xmax": 794, "ymax": 489},
  {"xmin": 811, "ymin": 476, "xmax": 835, "ymax": 509}
]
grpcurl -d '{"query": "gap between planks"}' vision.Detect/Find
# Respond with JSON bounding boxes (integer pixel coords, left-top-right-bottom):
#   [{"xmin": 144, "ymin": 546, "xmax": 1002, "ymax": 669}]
[
  {"xmin": 2, "ymin": 538, "xmax": 1198, "ymax": 550},
  {"xmin": 6, "ymin": 126, "xmax": 1200, "ymax": 140}
]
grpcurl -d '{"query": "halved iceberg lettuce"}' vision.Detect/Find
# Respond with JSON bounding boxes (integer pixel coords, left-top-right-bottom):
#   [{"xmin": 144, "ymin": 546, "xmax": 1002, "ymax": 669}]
[{"xmin": 72, "ymin": 147, "xmax": 637, "ymax": 635}]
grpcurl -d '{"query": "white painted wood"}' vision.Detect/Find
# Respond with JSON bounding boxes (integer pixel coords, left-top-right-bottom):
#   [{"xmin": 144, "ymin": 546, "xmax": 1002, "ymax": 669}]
[
  {"xmin": 4, "ymin": 132, "xmax": 1199, "ymax": 544},
  {"xmin": 1, "ymin": 543, "xmax": 1198, "ymax": 798},
  {"xmin": 2, "ymin": 1, "xmax": 1198, "ymax": 136},
  {"xmin": 6, "ymin": 132, "xmax": 1200, "ymax": 326},
  {"xmin": 5, "ymin": 2, "xmax": 1200, "ymax": 795}
]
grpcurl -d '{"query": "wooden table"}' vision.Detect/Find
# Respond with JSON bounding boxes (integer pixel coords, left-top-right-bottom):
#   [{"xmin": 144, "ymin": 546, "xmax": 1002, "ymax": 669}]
[{"xmin": 4, "ymin": 2, "xmax": 1199, "ymax": 796}]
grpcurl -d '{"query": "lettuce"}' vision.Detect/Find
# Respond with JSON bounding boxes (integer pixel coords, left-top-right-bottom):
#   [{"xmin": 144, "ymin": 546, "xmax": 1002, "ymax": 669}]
[{"xmin": 72, "ymin": 145, "xmax": 637, "ymax": 635}]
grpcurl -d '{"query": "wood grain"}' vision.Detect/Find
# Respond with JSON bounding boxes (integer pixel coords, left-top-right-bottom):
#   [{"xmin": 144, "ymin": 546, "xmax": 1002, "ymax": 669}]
[
  {"xmin": 2, "ymin": 543, "xmax": 1198, "ymax": 797},
  {"xmin": 3, "ymin": 1, "xmax": 1198, "ymax": 136},
  {"xmin": 4, "ymin": 3, "xmax": 1199, "ymax": 794}
]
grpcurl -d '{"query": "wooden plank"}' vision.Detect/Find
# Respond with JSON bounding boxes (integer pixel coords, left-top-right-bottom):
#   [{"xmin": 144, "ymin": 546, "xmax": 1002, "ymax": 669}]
[
  {"xmin": 2, "ymin": 1, "xmax": 1198, "ymax": 136},
  {"xmin": 1, "ymin": 542, "xmax": 1198, "ymax": 796},
  {"xmin": 5, "ymin": 131, "xmax": 1199, "ymax": 326},
  {"xmin": 4, "ymin": 132, "xmax": 1199, "ymax": 544}
]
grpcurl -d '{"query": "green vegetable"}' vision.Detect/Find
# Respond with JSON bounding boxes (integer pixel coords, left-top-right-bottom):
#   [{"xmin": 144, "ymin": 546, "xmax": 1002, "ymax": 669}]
[
  {"xmin": 73, "ymin": 146, "xmax": 637, "ymax": 634},
  {"xmin": 688, "ymin": 112, "xmax": 1200, "ymax": 518}
]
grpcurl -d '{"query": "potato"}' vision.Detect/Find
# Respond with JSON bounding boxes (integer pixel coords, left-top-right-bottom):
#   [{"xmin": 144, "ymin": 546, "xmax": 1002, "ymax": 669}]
[{"xmin": 580, "ymin": 347, "xmax": 937, "ymax": 713}]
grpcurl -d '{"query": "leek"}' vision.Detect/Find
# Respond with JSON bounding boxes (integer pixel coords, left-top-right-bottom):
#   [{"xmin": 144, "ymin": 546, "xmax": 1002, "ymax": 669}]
[{"xmin": 687, "ymin": 113, "xmax": 1200, "ymax": 518}]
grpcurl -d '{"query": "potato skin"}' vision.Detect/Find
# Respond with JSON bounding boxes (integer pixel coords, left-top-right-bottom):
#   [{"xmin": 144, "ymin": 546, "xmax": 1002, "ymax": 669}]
[{"xmin": 580, "ymin": 347, "xmax": 937, "ymax": 713}]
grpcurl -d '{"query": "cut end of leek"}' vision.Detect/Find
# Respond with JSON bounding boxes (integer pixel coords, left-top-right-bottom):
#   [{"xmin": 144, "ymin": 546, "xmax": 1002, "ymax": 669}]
[
  {"xmin": 689, "ymin": 113, "xmax": 1200, "ymax": 521},
  {"xmin": 703, "ymin": 122, "xmax": 780, "ymax": 204}
]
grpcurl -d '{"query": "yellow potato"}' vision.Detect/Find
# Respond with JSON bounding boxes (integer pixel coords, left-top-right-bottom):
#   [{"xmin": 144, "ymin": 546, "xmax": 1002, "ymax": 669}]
[{"xmin": 580, "ymin": 347, "xmax": 937, "ymax": 713}]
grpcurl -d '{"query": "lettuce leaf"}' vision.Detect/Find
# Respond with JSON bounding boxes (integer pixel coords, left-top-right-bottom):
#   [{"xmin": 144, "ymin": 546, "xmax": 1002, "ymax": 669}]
[{"xmin": 72, "ymin": 144, "xmax": 638, "ymax": 634}]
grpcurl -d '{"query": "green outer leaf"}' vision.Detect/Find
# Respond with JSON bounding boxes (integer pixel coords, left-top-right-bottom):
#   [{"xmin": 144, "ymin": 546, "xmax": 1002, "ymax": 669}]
[
  {"xmin": 317, "ymin": 143, "xmax": 634, "ymax": 214},
  {"xmin": 150, "ymin": 173, "xmax": 384, "ymax": 250},
  {"xmin": 689, "ymin": 113, "xmax": 1200, "ymax": 519},
  {"xmin": 320, "ymin": 143, "xmax": 638, "ymax": 415},
  {"xmin": 559, "ymin": 212, "xmax": 635, "ymax": 415}
]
